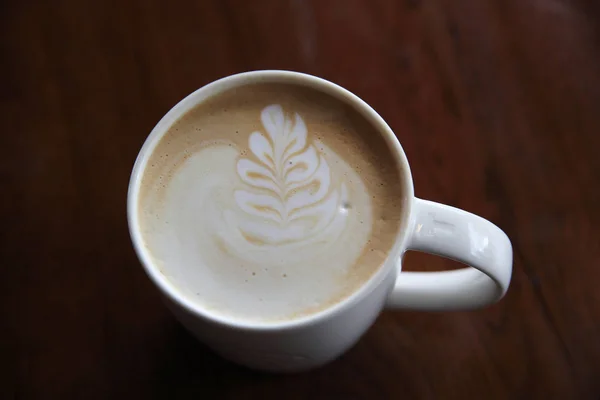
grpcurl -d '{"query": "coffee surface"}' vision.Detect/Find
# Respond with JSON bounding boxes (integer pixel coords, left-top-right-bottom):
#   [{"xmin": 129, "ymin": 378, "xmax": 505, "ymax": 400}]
[{"xmin": 138, "ymin": 83, "xmax": 405, "ymax": 322}]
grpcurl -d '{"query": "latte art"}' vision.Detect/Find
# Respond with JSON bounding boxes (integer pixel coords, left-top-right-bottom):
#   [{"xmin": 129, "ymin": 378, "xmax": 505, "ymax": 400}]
[
  {"xmin": 138, "ymin": 83, "xmax": 405, "ymax": 322},
  {"xmin": 233, "ymin": 105, "xmax": 348, "ymax": 245}
]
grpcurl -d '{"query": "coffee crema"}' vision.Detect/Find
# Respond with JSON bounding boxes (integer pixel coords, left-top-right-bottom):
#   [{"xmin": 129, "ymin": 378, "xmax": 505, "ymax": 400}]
[{"xmin": 138, "ymin": 83, "xmax": 405, "ymax": 322}]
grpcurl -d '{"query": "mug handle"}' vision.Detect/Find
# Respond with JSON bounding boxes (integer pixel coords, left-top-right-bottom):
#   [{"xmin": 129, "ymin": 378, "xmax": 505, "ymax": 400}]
[{"xmin": 386, "ymin": 198, "xmax": 513, "ymax": 310}]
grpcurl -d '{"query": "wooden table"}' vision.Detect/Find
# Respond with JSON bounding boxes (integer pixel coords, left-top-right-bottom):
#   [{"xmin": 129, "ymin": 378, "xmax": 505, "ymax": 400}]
[{"xmin": 2, "ymin": 1, "xmax": 599, "ymax": 398}]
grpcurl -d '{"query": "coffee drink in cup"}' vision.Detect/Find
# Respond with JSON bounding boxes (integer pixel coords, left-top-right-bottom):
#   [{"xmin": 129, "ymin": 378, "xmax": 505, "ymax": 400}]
[{"xmin": 138, "ymin": 82, "xmax": 406, "ymax": 322}]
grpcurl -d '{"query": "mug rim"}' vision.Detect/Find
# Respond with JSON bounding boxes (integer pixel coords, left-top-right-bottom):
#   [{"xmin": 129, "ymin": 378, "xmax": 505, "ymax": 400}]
[{"xmin": 127, "ymin": 70, "xmax": 415, "ymax": 331}]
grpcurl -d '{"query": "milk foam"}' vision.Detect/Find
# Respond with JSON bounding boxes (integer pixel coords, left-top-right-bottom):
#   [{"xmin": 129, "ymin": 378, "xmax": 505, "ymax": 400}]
[{"xmin": 142, "ymin": 104, "xmax": 374, "ymax": 321}]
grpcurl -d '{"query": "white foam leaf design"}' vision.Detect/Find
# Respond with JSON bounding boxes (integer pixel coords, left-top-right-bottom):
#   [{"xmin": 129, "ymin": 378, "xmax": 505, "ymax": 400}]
[
  {"xmin": 234, "ymin": 104, "xmax": 344, "ymax": 245},
  {"xmin": 237, "ymin": 159, "xmax": 279, "ymax": 194},
  {"xmin": 248, "ymin": 132, "xmax": 274, "ymax": 169},
  {"xmin": 282, "ymin": 113, "xmax": 307, "ymax": 160},
  {"xmin": 285, "ymin": 156, "xmax": 330, "ymax": 215},
  {"xmin": 285, "ymin": 146, "xmax": 318, "ymax": 184},
  {"xmin": 290, "ymin": 184, "xmax": 347, "ymax": 231},
  {"xmin": 234, "ymin": 191, "xmax": 283, "ymax": 222}
]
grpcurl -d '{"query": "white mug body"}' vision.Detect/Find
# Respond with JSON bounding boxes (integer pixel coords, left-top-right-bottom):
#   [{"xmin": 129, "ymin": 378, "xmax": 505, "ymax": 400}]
[{"xmin": 127, "ymin": 71, "xmax": 512, "ymax": 372}]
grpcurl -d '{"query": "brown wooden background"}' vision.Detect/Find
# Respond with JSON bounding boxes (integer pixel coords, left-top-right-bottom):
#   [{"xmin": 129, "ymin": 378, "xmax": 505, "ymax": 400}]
[{"xmin": 2, "ymin": 0, "xmax": 600, "ymax": 398}]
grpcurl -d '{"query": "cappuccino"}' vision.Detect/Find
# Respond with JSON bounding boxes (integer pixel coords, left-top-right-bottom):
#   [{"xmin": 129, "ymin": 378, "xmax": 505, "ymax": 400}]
[{"xmin": 138, "ymin": 83, "xmax": 405, "ymax": 322}]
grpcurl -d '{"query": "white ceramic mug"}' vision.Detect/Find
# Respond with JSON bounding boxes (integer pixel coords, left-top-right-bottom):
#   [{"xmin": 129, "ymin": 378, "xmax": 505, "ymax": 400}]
[{"xmin": 127, "ymin": 71, "xmax": 512, "ymax": 372}]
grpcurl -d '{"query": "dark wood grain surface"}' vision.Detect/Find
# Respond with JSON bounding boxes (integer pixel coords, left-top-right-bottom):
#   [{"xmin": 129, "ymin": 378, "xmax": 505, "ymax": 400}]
[{"xmin": 2, "ymin": 0, "xmax": 600, "ymax": 398}]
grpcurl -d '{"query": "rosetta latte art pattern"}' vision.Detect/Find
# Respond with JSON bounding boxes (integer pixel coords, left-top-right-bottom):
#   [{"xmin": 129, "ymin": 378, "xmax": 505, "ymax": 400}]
[{"xmin": 233, "ymin": 105, "xmax": 348, "ymax": 245}]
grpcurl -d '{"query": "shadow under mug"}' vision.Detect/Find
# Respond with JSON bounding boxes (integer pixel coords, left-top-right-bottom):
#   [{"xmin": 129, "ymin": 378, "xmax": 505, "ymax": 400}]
[{"xmin": 127, "ymin": 70, "xmax": 513, "ymax": 372}]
